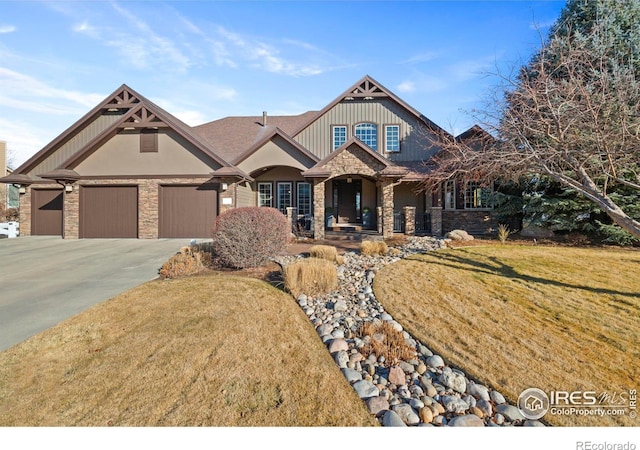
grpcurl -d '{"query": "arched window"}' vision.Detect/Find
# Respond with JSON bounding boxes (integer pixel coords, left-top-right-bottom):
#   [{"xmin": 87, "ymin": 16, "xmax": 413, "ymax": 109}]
[{"xmin": 354, "ymin": 123, "xmax": 377, "ymax": 151}]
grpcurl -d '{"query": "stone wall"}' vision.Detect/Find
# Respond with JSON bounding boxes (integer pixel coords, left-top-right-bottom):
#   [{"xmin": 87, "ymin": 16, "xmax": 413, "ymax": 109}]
[{"xmin": 442, "ymin": 209, "xmax": 498, "ymax": 236}]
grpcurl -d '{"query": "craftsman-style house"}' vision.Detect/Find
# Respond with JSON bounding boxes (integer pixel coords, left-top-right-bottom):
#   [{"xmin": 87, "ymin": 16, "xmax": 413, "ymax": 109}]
[{"xmin": 0, "ymin": 75, "xmax": 497, "ymax": 239}]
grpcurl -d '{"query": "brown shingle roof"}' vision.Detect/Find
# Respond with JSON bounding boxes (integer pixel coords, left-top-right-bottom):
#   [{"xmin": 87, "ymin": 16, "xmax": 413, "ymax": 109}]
[{"xmin": 193, "ymin": 111, "xmax": 318, "ymax": 162}]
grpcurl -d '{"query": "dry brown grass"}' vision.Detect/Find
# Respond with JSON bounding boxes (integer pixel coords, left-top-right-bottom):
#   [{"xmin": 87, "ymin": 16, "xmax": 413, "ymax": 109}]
[
  {"xmin": 374, "ymin": 245, "xmax": 640, "ymax": 426},
  {"xmin": 309, "ymin": 244, "xmax": 344, "ymax": 265},
  {"xmin": 0, "ymin": 274, "xmax": 376, "ymax": 426},
  {"xmin": 358, "ymin": 321, "xmax": 416, "ymax": 366},
  {"xmin": 360, "ymin": 240, "xmax": 388, "ymax": 256},
  {"xmin": 283, "ymin": 257, "xmax": 338, "ymax": 299}
]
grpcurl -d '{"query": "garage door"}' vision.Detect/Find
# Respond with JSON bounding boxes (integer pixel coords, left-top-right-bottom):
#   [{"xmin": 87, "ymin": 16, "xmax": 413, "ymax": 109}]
[
  {"xmin": 80, "ymin": 186, "xmax": 138, "ymax": 238},
  {"xmin": 159, "ymin": 185, "xmax": 218, "ymax": 238},
  {"xmin": 31, "ymin": 189, "xmax": 63, "ymax": 236}
]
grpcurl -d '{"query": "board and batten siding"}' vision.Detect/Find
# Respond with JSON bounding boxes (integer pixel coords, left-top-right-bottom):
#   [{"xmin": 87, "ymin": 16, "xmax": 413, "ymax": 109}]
[
  {"xmin": 26, "ymin": 112, "xmax": 125, "ymax": 179},
  {"xmin": 293, "ymin": 98, "xmax": 440, "ymax": 162}
]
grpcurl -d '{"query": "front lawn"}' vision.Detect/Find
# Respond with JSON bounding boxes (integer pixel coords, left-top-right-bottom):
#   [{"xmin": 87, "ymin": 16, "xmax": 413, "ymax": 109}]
[
  {"xmin": 0, "ymin": 273, "xmax": 376, "ymax": 427},
  {"xmin": 373, "ymin": 245, "xmax": 640, "ymax": 426}
]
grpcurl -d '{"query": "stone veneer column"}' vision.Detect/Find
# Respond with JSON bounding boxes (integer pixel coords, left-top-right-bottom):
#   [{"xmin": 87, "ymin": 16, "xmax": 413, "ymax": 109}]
[
  {"xmin": 403, "ymin": 206, "xmax": 416, "ymax": 236},
  {"xmin": 381, "ymin": 180, "xmax": 395, "ymax": 239},
  {"xmin": 138, "ymin": 180, "xmax": 158, "ymax": 239},
  {"xmin": 313, "ymin": 179, "xmax": 325, "ymax": 240},
  {"xmin": 430, "ymin": 207, "xmax": 443, "ymax": 236},
  {"xmin": 376, "ymin": 206, "xmax": 383, "ymax": 235},
  {"xmin": 19, "ymin": 188, "xmax": 32, "ymax": 236},
  {"xmin": 64, "ymin": 187, "xmax": 80, "ymax": 239},
  {"xmin": 286, "ymin": 207, "xmax": 296, "ymax": 233}
]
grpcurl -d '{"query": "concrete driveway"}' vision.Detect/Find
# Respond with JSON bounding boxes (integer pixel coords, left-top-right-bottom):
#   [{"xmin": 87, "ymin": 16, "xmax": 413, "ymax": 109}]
[{"xmin": 0, "ymin": 236, "xmax": 194, "ymax": 352}]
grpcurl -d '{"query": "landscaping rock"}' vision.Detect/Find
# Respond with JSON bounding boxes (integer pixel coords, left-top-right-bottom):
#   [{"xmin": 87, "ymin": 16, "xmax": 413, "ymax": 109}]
[
  {"xmin": 366, "ymin": 396, "xmax": 389, "ymax": 415},
  {"xmin": 426, "ymin": 355, "xmax": 445, "ymax": 368},
  {"xmin": 388, "ymin": 366, "xmax": 406, "ymax": 386},
  {"xmin": 448, "ymin": 414, "xmax": 485, "ymax": 427},
  {"xmin": 439, "ymin": 367, "xmax": 467, "ymax": 394},
  {"xmin": 392, "ymin": 404, "xmax": 420, "ymax": 425},
  {"xmin": 382, "ymin": 410, "xmax": 407, "ymax": 427},
  {"xmin": 496, "ymin": 404, "xmax": 526, "ymax": 422},
  {"xmin": 328, "ymin": 338, "xmax": 349, "ymax": 354},
  {"xmin": 353, "ymin": 380, "xmax": 380, "ymax": 399},
  {"xmin": 341, "ymin": 368, "xmax": 362, "ymax": 383}
]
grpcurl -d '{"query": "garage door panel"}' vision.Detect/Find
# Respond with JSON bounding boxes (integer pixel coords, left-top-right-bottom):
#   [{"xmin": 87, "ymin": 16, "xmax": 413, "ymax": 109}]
[
  {"xmin": 31, "ymin": 189, "xmax": 63, "ymax": 236},
  {"xmin": 80, "ymin": 186, "xmax": 138, "ymax": 238},
  {"xmin": 159, "ymin": 185, "xmax": 217, "ymax": 238}
]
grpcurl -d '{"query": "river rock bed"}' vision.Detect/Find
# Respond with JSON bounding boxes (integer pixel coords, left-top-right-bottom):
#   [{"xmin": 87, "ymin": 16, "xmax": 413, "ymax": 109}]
[{"xmin": 277, "ymin": 236, "xmax": 545, "ymax": 427}]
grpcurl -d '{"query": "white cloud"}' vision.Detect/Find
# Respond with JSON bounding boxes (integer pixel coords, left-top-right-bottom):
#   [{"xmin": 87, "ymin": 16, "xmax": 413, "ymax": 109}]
[
  {"xmin": 0, "ymin": 67, "xmax": 104, "ymax": 111},
  {"xmin": 0, "ymin": 117, "xmax": 52, "ymax": 167},
  {"xmin": 0, "ymin": 25, "xmax": 17, "ymax": 34},
  {"xmin": 397, "ymin": 81, "xmax": 416, "ymax": 93},
  {"xmin": 404, "ymin": 51, "xmax": 441, "ymax": 64},
  {"xmin": 213, "ymin": 25, "xmax": 329, "ymax": 77}
]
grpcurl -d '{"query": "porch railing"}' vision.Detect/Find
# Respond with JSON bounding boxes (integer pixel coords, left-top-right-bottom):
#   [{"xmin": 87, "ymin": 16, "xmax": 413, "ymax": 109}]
[
  {"xmin": 393, "ymin": 212, "xmax": 405, "ymax": 233},
  {"xmin": 415, "ymin": 212, "xmax": 432, "ymax": 234},
  {"xmin": 293, "ymin": 214, "xmax": 313, "ymax": 236}
]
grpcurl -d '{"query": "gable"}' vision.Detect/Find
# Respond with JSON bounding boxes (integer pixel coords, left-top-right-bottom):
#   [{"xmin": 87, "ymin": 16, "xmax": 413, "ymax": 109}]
[
  {"xmin": 13, "ymin": 84, "xmax": 236, "ymax": 182},
  {"xmin": 74, "ymin": 130, "xmax": 223, "ymax": 177},
  {"xmin": 235, "ymin": 134, "xmax": 317, "ymax": 176},
  {"xmin": 292, "ymin": 76, "xmax": 445, "ymax": 163}
]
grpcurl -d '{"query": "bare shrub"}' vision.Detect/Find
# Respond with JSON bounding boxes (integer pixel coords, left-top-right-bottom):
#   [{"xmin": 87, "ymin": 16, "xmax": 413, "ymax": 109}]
[
  {"xmin": 360, "ymin": 240, "xmax": 388, "ymax": 256},
  {"xmin": 1, "ymin": 207, "xmax": 18, "ymax": 222},
  {"xmin": 212, "ymin": 207, "xmax": 290, "ymax": 269},
  {"xmin": 283, "ymin": 258, "xmax": 338, "ymax": 298},
  {"xmin": 159, "ymin": 246, "xmax": 212, "ymax": 279},
  {"xmin": 357, "ymin": 321, "xmax": 416, "ymax": 366}
]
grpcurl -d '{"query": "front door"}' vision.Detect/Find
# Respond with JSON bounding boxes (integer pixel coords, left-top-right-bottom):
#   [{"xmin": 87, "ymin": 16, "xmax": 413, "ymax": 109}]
[{"xmin": 333, "ymin": 179, "xmax": 361, "ymax": 223}]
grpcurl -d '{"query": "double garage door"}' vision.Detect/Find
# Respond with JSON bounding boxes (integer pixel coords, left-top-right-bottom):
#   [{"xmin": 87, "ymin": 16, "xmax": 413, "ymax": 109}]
[{"xmin": 31, "ymin": 185, "xmax": 217, "ymax": 238}]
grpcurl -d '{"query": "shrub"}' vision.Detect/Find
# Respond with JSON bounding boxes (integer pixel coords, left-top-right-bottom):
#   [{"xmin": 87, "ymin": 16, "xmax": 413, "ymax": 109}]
[
  {"xmin": 445, "ymin": 229, "xmax": 474, "ymax": 241},
  {"xmin": 357, "ymin": 320, "xmax": 416, "ymax": 366},
  {"xmin": 309, "ymin": 245, "xmax": 343, "ymax": 264},
  {"xmin": 497, "ymin": 224, "xmax": 511, "ymax": 244},
  {"xmin": 283, "ymin": 258, "xmax": 338, "ymax": 298},
  {"xmin": 159, "ymin": 246, "xmax": 212, "ymax": 279},
  {"xmin": 212, "ymin": 207, "xmax": 290, "ymax": 268},
  {"xmin": 1, "ymin": 207, "xmax": 18, "ymax": 222},
  {"xmin": 360, "ymin": 240, "xmax": 388, "ymax": 256}
]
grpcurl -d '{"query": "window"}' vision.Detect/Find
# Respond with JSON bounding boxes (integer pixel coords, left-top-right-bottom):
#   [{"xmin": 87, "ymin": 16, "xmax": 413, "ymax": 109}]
[
  {"xmin": 297, "ymin": 182, "xmax": 312, "ymax": 216},
  {"xmin": 258, "ymin": 182, "xmax": 273, "ymax": 207},
  {"xmin": 385, "ymin": 125, "xmax": 400, "ymax": 152},
  {"xmin": 354, "ymin": 123, "xmax": 377, "ymax": 151},
  {"xmin": 444, "ymin": 180, "xmax": 456, "ymax": 210},
  {"xmin": 465, "ymin": 182, "xmax": 493, "ymax": 209},
  {"xmin": 277, "ymin": 182, "xmax": 292, "ymax": 214},
  {"xmin": 332, "ymin": 125, "xmax": 347, "ymax": 150}
]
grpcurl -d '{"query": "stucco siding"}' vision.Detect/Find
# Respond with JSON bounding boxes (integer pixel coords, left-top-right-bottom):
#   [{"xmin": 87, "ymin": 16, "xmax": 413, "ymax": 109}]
[
  {"xmin": 236, "ymin": 136, "xmax": 316, "ymax": 176},
  {"xmin": 75, "ymin": 130, "xmax": 221, "ymax": 176}
]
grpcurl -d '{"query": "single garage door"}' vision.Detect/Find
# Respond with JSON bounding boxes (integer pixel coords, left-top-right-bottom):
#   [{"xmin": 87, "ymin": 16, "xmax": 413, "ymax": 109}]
[
  {"xmin": 159, "ymin": 185, "xmax": 218, "ymax": 238},
  {"xmin": 31, "ymin": 189, "xmax": 63, "ymax": 236},
  {"xmin": 80, "ymin": 186, "xmax": 138, "ymax": 238}
]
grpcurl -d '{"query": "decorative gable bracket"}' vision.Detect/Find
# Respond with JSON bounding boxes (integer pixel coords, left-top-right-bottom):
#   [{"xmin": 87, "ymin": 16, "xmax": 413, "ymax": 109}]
[{"xmin": 119, "ymin": 105, "xmax": 167, "ymax": 129}]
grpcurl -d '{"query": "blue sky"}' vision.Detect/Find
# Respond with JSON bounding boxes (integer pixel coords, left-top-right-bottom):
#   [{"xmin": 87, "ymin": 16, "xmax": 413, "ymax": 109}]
[{"xmin": 0, "ymin": 0, "xmax": 566, "ymax": 167}]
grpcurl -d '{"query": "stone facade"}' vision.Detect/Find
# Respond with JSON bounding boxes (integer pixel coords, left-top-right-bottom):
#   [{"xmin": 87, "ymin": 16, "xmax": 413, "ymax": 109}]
[
  {"xmin": 442, "ymin": 209, "xmax": 498, "ymax": 236},
  {"xmin": 313, "ymin": 179, "xmax": 326, "ymax": 240}
]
